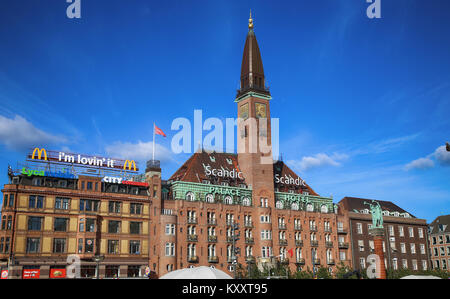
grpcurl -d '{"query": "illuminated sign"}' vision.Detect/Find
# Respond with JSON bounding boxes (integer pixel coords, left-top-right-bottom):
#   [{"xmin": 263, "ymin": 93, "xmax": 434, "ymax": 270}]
[
  {"xmin": 31, "ymin": 148, "xmax": 47, "ymax": 160},
  {"xmin": 102, "ymin": 176, "xmax": 149, "ymax": 187},
  {"xmin": 274, "ymin": 174, "xmax": 306, "ymax": 187},
  {"xmin": 28, "ymin": 148, "xmax": 139, "ymax": 172},
  {"xmin": 21, "ymin": 167, "xmax": 76, "ymax": 179},
  {"xmin": 204, "ymin": 165, "xmax": 244, "ymax": 179},
  {"xmin": 123, "ymin": 160, "xmax": 137, "ymax": 171}
]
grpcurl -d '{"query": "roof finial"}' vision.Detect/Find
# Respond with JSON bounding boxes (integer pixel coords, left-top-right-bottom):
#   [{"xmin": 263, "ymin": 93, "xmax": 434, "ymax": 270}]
[{"xmin": 248, "ymin": 9, "xmax": 254, "ymax": 30}]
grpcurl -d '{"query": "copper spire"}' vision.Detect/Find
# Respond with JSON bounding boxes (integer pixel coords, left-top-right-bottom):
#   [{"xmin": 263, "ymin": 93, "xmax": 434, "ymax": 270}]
[{"xmin": 237, "ymin": 11, "xmax": 269, "ymax": 97}]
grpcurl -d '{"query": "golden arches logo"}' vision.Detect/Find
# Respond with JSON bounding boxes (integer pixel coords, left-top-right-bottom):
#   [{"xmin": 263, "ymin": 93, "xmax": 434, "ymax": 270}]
[
  {"xmin": 31, "ymin": 148, "xmax": 48, "ymax": 160},
  {"xmin": 123, "ymin": 160, "xmax": 136, "ymax": 171}
]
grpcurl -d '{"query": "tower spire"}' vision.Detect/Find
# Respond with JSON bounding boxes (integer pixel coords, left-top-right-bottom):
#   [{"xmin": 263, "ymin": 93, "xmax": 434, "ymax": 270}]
[{"xmin": 249, "ymin": 10, "xmax": 253, "ymax": 30}]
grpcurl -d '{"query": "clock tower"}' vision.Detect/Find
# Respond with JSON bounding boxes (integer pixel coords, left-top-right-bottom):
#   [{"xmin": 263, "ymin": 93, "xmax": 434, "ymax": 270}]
[{"xmin": 236, "ymin": 11, "xmax": 275, "ymax": 208}]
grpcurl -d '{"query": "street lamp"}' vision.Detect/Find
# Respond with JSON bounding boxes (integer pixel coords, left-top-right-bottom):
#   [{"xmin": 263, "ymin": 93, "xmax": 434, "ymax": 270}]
[{"xmin": 93, "ymin": 255, "xmax": 105, "ymax": 279}]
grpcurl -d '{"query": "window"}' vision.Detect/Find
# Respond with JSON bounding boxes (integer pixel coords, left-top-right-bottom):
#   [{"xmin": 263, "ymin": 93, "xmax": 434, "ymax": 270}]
[
  {"xmin": 87, "ymin": 182, "xmax": 93, "ymax": 190},
  {"xmin": 55, "ymin": 197, "xmax": 70, "ymax": 210},
  {"xmin": 224, "ymin": 196, "xmax": 233, "ymax": 205},
  {"xmin": 108, "ymin": 201, "xmax": 121, "ymax": 214},
  {"xmin": 408, "ymin": 227, "xmax": 414, "ymax": 238},
  {"xmin": 105, "ymin": 266, "xmax": 119, "ymax": 278},
  {"xmin": 29, "ymin": 195, "xmax": 44, "ymax": 209},
  {"xmin": 339, "ymin": 251, "xmax": 346, "ymax": 261},
  {"xmin": 8, "ymin": 194, "xmax": 14, "ymax": 207},
  {"xmin": 400, "ymin": 243, "xmax": 406, "ymax": 254},
  {"xmin": 410, "ymin": 243, "xmax": 416, "ymax": 254},
  {"xmin": 130, "ymin": 241, "xmax": 140, "ymax": 255},
  {"xmin": 260, "ymin": 214, "xmax": 270, "ymax": 223},
  {"xmin": 306, "ymin": 204, "xmax": 314, "ymax": 212},
  {"xmin": 165, "ymin": 224, "xmax": 176, "ymax": 235},
  {"xmin": 402, "ymin": 259, "xmax": 408, "ymax": 269},
  {"xmin": 398, "ymin": 226, "xmax": 404, "ymax": 237},
  {"xmin": 84, "ymin": 239, "xmax": 94, "ymax": 253},
  {"xmin": 32, "ymin": 177, "xmax": 42, "ymax": 186},
  {"xmin": 28, "ymin": 216, "xmax": 43, "ymax": 231},
  {"xmin": 422, "ymin": 260, "xmax": 428, "ymax": 270},
  {"xmin": 186, "ymin": 192, "xmax": 195, "ymax": 201},
  {"xmin": 130, "ymin": 222, "xmax": 141, "ymax": 234},
  {"xmin": 356, "ymin": 223, "xmax": 363, "ymax": 234},
  {"xmin": 6, "ymin": 216, "xmax": 11, "ymax": 230},
  {"xmin": 320, "ymin": 205, "xmax": 328, "ymax": 213},
  {"xmin": 358, "ymin": 240, "xmax": 364, "ymax": 252},
  {"xmin": 418, "ymin": 228, "xmax": 424, "ymax": 238},
  {"xmin": 26, "ymin": 238, "xmax": 40, "ymax": 253},
  {"xmin": 420, "ymin": 244, "xmax": 426, "ymax": 254},
  {"xmin": 275, "ymin": 201, "xmax": 284, "ymax": 209},
  {"xmin": 108, "ymin": 240, "xmax": 119, "ymax": 254},
  {"xmin": 359, "ymin": 258, "xmax": 366, "ymax": 269},
  {"xmin": 291, "ymin": 202, "xmax": 299, "ymax": 210},
  {"xmin": 205, "ymin": 194, "xmax": 214, "ymax": 203},
  {"xmin": 242, "ymin": 197, "xmax": 251, "ymax": 206},
  {"xmin": 130, "ymin": 203, "xmax": 142, "ymax": 215},
  {"xmin": 388, "ymin": 225, "xmax": 394, "ymax": 236},
  {"xmin": 392, "ymin": 258, "xmax": 398, "ymax": 270},
  {"xmin": 108, "ymin": 221, "xmax": 121, "ymax": 234},
  {"xmin": 79, "ymin": 199, "xmax": 99, "ymax": 212},
  {"xmin": 165, "ymin": 243, "xmax": 175, "ymax": 256},
  {"xmin": 260, "ymin": 198, "xmax": 268, "ymax": 208},
  {"xmin": 53, "ymin": 238, "xmax": 66, "ymax": 253},
  {"xmin": 54, "ymin": 218, "xmax": 68, "ymax": 232},
  {"xmin": 261, "ymin": 230, "xmax": 272, "ymax": 240},
  {"xmin": 261, "ymin": 246, "xmax": 272, "ymax": 258}
]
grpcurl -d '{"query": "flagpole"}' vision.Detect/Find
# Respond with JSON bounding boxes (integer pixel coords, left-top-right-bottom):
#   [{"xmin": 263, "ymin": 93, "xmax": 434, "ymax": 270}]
[{"xmin": 152, "ymin": 122, "xmax": 155, "ymax": 162}]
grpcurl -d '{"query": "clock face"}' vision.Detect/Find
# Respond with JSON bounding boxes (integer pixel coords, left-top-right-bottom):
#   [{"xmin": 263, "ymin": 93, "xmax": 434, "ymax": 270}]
[
  {"xmin": 240, "ymin": 103, "xmax": 249, "ymax": 120},
  {"xmin": 255, "ymin": 103, "xmax": 267, "ymax": 118}
]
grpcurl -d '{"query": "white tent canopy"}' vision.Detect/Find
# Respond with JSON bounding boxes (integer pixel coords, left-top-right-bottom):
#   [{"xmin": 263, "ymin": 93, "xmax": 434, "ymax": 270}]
[
  {"xmin": 400, "ymin": 275, "xmax": 441, "ymax": 279},
  {"xmin": 159, "ymin": 266, "xmax": 233, "ymax": 279}
]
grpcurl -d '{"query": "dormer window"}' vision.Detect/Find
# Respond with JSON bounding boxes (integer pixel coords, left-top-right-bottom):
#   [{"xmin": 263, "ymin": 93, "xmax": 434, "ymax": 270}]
[
  {"xmin": 226, "ymin": 158, "xmax": 233, "ymax": 165},
  {"xmin": 209, "ymin": 156, "xmax": 216, "ymax": 163}
]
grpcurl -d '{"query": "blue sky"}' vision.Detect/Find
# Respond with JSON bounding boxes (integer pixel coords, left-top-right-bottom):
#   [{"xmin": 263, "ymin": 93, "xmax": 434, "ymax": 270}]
[{"xmin": 0, "ymin": 0, "xmax": 449, "ymax": 222}]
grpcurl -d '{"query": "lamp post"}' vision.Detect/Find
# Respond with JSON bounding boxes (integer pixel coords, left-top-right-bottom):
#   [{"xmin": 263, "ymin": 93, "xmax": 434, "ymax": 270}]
[{"xmin": 93, "ymin": 255, "xmax": 105, "ymax": 279}]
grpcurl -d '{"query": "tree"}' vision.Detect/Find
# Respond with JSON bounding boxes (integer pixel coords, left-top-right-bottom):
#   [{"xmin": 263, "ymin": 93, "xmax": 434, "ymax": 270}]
[{"xmin": 316, "ymin": 266, "xmax": 332, "ymax": 279}]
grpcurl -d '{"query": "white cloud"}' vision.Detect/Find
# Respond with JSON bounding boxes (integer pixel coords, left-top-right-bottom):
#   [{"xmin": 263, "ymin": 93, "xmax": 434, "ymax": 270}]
[
  {"xmin": 287, "ymin": 152, "xmax": 348, "ymax": 172},
  {"xmin": 434, "ymin": 145, "xmax": 450, "ymax": 166},
  {"xmin": 105, "ymin": 140, "xmax": 173, "ymax": 163},
  {"xmin": 0, "ymin": 114, "xmax": 66, "ymax": 150},
  {"xmin": 404, "ymin": 157, "xmax": 435, "ymax": 171},
  {"xmin": 405, "ymin": 144, "xmax": 450, "ymax": 171}
]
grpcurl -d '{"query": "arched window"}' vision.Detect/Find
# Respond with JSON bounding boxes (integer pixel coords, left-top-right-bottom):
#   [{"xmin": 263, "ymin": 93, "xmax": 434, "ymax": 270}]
[
  {"xmin": 291, "ymin": 202, "xmax": 299, "ymax": 211},
  {"xmin": 205, "ymin": 194, "xmax": 214, "ymax": 203},
  {"xmin": 306, "ymin": 204, "xmax": 314, "ymax": 212},
  {"xmin": 242, "ymin": 197, "xmax": 251, "ymax": 206},
  {"xmin": 275, "ymin": 201, "xmax": 284, "ymax": 209},
  {"xmin": 186, "ymin": 192, "xmax": 195, "ymax": 201},
  {"xmin": 321, "ymin": 205, "xmax": 328, "ymax": 213},
  {"xmin": 224, "ymin": 196, "xmax": 233, "ymax": 205}
]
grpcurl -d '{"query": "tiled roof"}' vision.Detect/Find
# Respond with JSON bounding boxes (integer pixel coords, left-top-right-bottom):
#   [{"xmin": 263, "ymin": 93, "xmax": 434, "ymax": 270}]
[
  {"xmin": 339, "ymin": 197, "xmax": 416, "ymax": 218},
  {"xmin": 169, "ymin": 151, "xmax": 317, "ymax": 195},
  {"xmin": 429, "ymin": 215, "xmax": 450, "ymax": 234}
]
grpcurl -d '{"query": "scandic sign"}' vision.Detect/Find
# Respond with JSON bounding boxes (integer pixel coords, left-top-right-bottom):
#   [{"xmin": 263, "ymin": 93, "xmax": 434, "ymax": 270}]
[{"xmin": 30, "ymin": 148, "xmax": 138, "ymax": 171}]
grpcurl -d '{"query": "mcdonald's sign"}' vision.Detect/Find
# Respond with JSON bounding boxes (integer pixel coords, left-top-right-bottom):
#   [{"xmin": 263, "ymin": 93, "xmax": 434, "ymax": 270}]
[
  {"xmin": 123, "ymin": 160, "xmax": 137, "ymax": 171},
  {"xmin": 31, "ymin": 148, "xmax": 48, "ymax": 161}
]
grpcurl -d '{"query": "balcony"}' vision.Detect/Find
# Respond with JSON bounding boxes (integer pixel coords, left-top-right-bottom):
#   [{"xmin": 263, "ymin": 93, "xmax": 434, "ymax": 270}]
[
  {"xmin": 207, "ymin": 219, "xmax": 217, "ymax": 225},
  {"xmin": 310, "ymin": 225, "xmax": 318, "ymax": 232},
  {"xmin": 279, "ymin": 239, "xmax": 288, "ymax": 246},
  {"xmin": 295, "ymin": 240, "xmax": 303, "ymax": 246},
  {"xmin": 244, "ymin": 221, "xmax": 253, "ymax": 228},
  {"xmin": 313, "ymin": 258, "xmax": 321, "ymax": 265},
  {"xmin": 295, "ymin": 258, "xmax": 305, "ymax": 265},
  {"xmin": 208, "ymin": 256, "xmax": 219, "ymax": 263},
  {"xmin": 245, "ymin": 237, "xmax": 254, "ymax": 244},
  {"xmin": 226, "ymin": 220, "xmax": 234, "ymax": 226},
  {"xmin": 208, "ymin": 235, "xmax": 217, "ymax": 243},
  {"xmin": 227, "ymin": 236, "xmax": 234, "ymax": 243},
  {"xmin": 311, "ymin": 240, "xmax": 319, "ymax": 247},
  {"xmin": 325, "ymin": 241, "xmax": 334, "ymax": 248},
  {"xmin": 337, "ymin": 228, "xmax": 348, "ymax": 234},
  {"xmin": 187, "ymin": 234, "xmax": 198, "ymax": 242},
  {"xmin": 280, "ymin": 258, "xmax": 289, "ymax": 264},
  {"xmin": 278, "ymin": 223, "xmax": 286, "ymax": 230},
  {"xmin": 327, "ymin": 259, "xmax": 335, "ymax": 265},
  {"xmin": 187, "ymin": 217, "xmax": 197, "ymax": 224},
  {"xmin": 294, "ymin": 225, "xmax": 302, "ymax": 231},
  {"xmin": 324, "ymin": 227, "xmax": 332, "ymax": 233},
  {"xmin": 188, "ymin": 256, "xmax": 199, "ymax": 263},
  {"xmin": 338, "ymin": 242, "xmax": 349, "ymax": 249}
]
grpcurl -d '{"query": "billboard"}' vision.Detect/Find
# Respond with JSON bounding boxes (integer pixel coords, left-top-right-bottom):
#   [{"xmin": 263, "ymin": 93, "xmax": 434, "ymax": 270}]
[{"xmin": 27, "ymin": 147, "xmax": 139, "ymax": 172}]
